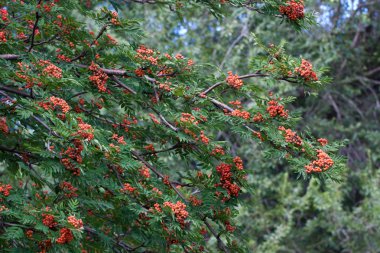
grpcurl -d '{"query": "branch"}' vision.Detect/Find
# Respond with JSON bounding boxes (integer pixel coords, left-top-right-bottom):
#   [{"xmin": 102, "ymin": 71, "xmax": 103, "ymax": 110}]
[
  {"xmin": 14, "ymin": 153, "xmax": 55, "ymax": 191},
  {"xmin": 208, "ymin": 96, "xmax": 300, "ymax": 158},
  {"xmin": 28, "ymin": 11, "xmax": 41, "ymax": 52},
  {"xmin": 80, "ymin": 106, "xmax": 116, "ymax": 125},
  {"xmin": 75, "ymin": 64, "xmax": 128, "ymax": 76},
  {"xmin": 140, "ymin": 142, "xmax": 181, "ymax": 156},
  {"xmin": 0, "ymin": 54, "xmax": 20, "ymax": 60},
  {"xmin": 68, "ymin": 91, "xmax": 88, "ymax": 100},
  {"xmin": 0, "ymin": 90, "xmax": 61, "ymax": 137},
  {"xmin": 364, "ymin": 66, "xmax": 380, "ymax": 77},
  {"xmin": 0, "ymin": 85, "xmax": 33, "ymax": 98},
  {"xmin": 33, "ymin": 33, "xmax": 60, "ymax": 46},
  {"xmin": 219, "ymin": 18, "xmax": 249, "ymax": 69},
  {"xmin": 202, "ymin": 218, "xmax": 230, "ymax": 253},
  {"xmin": 150, "ymin": 107, "xmax": 178, "ymax": 132},
  {"xmin": 201, "ymin": 72, "xmax": 268, "ymax": 95},
  {"xmin": 31, "ymin": 114, "xmax": 62, "ymax": 138},
  {"xmin": 71, "ymin": 24, "xmax": 109, "ymax": 62},
  {"xmin": 0, "ymin": 145, "xmax": 35, "ymax": 157},
  {"xmin": 111, "ymin": 76, "xmax": 137, "ymax": 95},
  {"xmin": 239, "ymin": 2, "xmax": 283, "ymax": 18},
  {"xmin": 130, "ymin": 150, "xmax": 186, "ymax": 201}
]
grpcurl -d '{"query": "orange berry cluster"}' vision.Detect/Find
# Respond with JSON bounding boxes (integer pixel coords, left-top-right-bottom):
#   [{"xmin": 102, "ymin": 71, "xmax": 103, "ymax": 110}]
[
  {"xmin": 38, "ymin": 2, "xmax": 56, "ymax": 12},
  {"xmin": 0, "ymin": 9, "xmax": 9, "ymax": 22},
  {"xmin": 0, "ymin": 117, "xmax": 8, "ymax": 134},
  {"xmin": 226, "ymin": 71, "xmax": 243, "ymax": 89},
  {"xmin": 153, "ymin": 203, "xmax": 162, "ymax": 212},
  {"xmin": 278, "ymin": 126, "xmax": 303, "ymax": 146},
  {"xmin": 317, "ymin": 138, "xmax": 328, "ymax": 146},
  {"xmin": 144, "ymin": 144, "xmax": 155, "ymax": 152},
  {"xmin": 42, "ymin": 214, "xmax": 57, "ymax": 228},
  {"xmin": 229, "ymin": 100, "xmax": 242, "ymax": 108},
  {"xmin": 56, "ymin": 228, "xmax": 74, "ymax": 244},
  {"xmin": 60, "ymin": 181, "xmax": 78, "ymax": 198},
  {"xmin": 61, "ymin": 139, "xmax": 83, "ymax": 176},
  {"xmin": 295, "ymin": 59, "xmax": 318, "ymax": 81},
  {"xmin": 110, "ymin": 11, "xmax": 121, "ymax": 25},
  {"xmin": 0, "ymin": 31, "xmax": 6, "ymax": 42},
  {"xmin": 253, "ymin": 112, "xmax": 264, "ymax": 122},
  {"xmin": 279, "ymin": 0, "xmax": 305, "ymax": 21},
  {"xmin": 215, "ymin": 163, "xmax": 240, "ymax": 197},
  {"xmin": 139, "ymin": 166, "xmax": 151, "ymax": 179},
  {"xmin": 39, "ymin": 60, "xmax": 62, "ymax": 79},
  {"xmin": 136, "ymin": 45, "xmax": 158, "ymax": 65},
  {"xmin": 25, "ymin": 230, "xmax": 33, "ymax": 238},
  {"xmin": 112, "ymin": 134, "xmax": 126, "ymax": 144},
  {"xmin": 175, "ymin": 53, "xmax": 184, "ymax": 60},
  {"xmin": 233, "ymin": 156, "xmax": 244, "ymax": 170},
  {"xmin": 121, "ymin": 183, "xmax": 136, "ymax": 193},
  {"xmin": 149, "ymin": 113, "xmax": 160, "ymax": 124},
  {"xmin": 211, "ymin": 146, "xmax": 225, "ymax": 156},
  {"xmin": 88, "ymin": 62, "xmax": 108, "ymax": 92},
  {"xmin": 163, "ymin": 201, "xmax": 189, "ymax": 227},
  {"xmin": 252, "ymin": 130, "xmax": 264, "ymax": 141},
  {"xmin": 199, "ymin": 131, "xmax": 209, "ymax": 145},
  {"xmin": 76, "ymin": 118, "xmax": 94, "ymax": 141},
  {"xmin": 189, "ymin": 196, "xmax": 203, "ymax": 206},
  {"xmin": 0, "ymin": 182, "xmax": 12, "ymax": 197},
  {"xmin": 57, "ymin": 53, "xmax": 71, "ymax": 62},
  {"xmin": 116, "ymin": 115, "xmax": 138, "ymax": 132},
  {"xmin": 134, "ymin": 68, "xmax": 145, "ymax": 77},
  {"xmin": 266, "ymin": 100, "xmax": 288, "ymax": 118},
  {"xmin": 230, "ymin": 109, "xmax": 251, "ymax": 120},
  {"xmin": 305, "ymin": 149, "xmax": 334, "ymax": 173},
  {"xmin": 180, "ymin": 113, "xmax": 197, "ymax": 125},
  {"xmin": 15, "ymin": 62, "xmax": 39, "ymax": 88},
  {"xmin": 67, "ymin": 216, "xmax": 83, "ymax": 229},
  {"xmin": 106, "ymin": 34, "xmax": 117, "ymax": 45},
  {"xmin": 158, "ymin": 81, "xmax": 172, "ymax": 92},
  {"xmin": 49, "ymin": 96, "xmax": 71, "ymax": 113},
  {"xmin": 224, "ymin": 221, "xmax": 236, "ymax": 232}
]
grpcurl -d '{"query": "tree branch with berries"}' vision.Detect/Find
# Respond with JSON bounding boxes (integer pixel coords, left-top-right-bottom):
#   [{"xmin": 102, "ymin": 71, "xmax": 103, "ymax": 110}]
[{"xmin": 0, "ymin": 1, "xmax": 344, "ymax": 252}]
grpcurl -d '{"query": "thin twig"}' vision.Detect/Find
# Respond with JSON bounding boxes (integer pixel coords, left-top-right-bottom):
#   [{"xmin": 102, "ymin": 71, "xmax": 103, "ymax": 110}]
[
  {"xmin": 201, "ymin": 72, "xmax": 268, "ymax": 95},
  {"xmin": 131, "ymin": 150, "xmax": 187, "ymax": 201},
  {"xmin": 28, "ymin": 12, "xmax": 41, "ymax": 52},
  {"xmin": 75, "ymin": 64, "xmax": 128, "ymax": 76},
  {"xmin": 140, "ymin": 142, "xmax": 181, "ymax": 156},
  {"xmin": 33, "ymin": 33, "xmax": 60, "ymax": 46},
  {"xmin": 70, "ymin": 24, "xmax": 109, "ymax": 62},
  {"xmin": 150, "ymin": 107, "xmax": 178, "ymax": 132}
]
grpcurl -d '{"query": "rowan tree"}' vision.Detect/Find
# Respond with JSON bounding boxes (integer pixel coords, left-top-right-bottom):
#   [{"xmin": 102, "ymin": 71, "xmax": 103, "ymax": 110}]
[{"xmin": 0, "ymin": 0, "xmax": 344, "ymax": 252}]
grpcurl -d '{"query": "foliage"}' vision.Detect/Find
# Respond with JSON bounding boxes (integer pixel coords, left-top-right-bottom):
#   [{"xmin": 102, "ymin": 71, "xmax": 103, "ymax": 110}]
[
  {"xmin": 0, "ymin": 0, "xmax": 347, "ymax": 252},
  {"xmin": 123, "ymin": 0, "xmax": 380, "ymax": 252}
]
